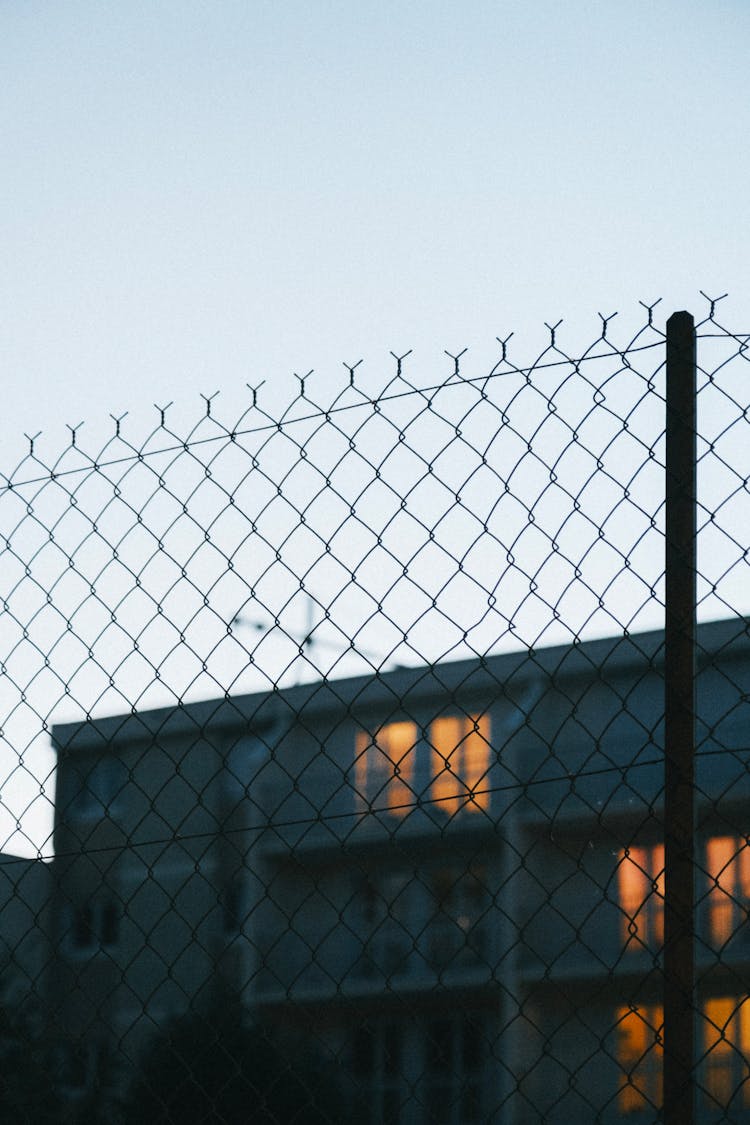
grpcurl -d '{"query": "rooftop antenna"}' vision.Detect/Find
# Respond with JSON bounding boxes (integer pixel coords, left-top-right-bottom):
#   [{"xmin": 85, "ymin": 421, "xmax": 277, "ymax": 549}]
[{"xmin": 232, "ymin": 593, "xmax": 388, "ymax": 673}]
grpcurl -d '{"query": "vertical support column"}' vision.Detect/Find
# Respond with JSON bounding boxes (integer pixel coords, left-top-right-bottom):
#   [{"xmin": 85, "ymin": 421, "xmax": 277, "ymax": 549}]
[{"xmin": 664, "ymin": 310, "xmax": 696, "ymax": 1123}]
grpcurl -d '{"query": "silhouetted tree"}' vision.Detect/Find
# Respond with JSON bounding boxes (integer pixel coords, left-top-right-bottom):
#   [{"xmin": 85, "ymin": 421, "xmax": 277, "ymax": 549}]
[
  {"xmin": 124, "ymin": 995, "xmax": 341, "ymax": 1124},
  {"xmin": 67, "ymin": 1035, "xmax": 128, "ymax": 1125}
]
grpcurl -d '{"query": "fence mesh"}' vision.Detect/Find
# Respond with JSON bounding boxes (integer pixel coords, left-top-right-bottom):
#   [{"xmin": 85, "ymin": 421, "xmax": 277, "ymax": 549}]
[{"xmin": 1, "ymin": 297, "xmax": 749, "ymax": 1122}]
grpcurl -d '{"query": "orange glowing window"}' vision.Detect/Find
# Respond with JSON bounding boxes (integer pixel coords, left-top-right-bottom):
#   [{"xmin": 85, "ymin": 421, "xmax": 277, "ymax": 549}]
[
  {"xmin": 703, "ymin": 997, "xmax": 750, "ymax": 1108},
  {"xmin": 355, "ymin": 722, "xmax": 417, "ymax": 817},
  {"xmin": 430, "ymin": 714, "xmax": 490, "ymax": 815},
  {"xmin": 706, "ymin": 836, "xmax": 750, "ymax": 946},
  {"xmin": 616, "ymin": 1004, "xmax": 663, "ymax": 1114},
  {"xmin": 617, "ymin": 844, "xmax": 664, "ymax": 950}
]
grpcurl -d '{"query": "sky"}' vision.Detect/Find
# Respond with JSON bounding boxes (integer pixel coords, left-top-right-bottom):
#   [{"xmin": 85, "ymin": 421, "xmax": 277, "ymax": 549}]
[
  {"xmin": 1, "ymin": 0, "xmax": 748, "ymax": 856},
  {"xmin": 1, "ymin": 0, "xmax": 748, "ymax": 463}
]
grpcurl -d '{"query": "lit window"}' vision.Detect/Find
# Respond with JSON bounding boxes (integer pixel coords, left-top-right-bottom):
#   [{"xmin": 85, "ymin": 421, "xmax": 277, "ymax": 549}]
[
  {"xmin": 706, "ymin": 836, "xmax": 750, "ymax": 946},
  {"xmin": 615, "ymin": 1004, "xmax": 663, "ymax": 1114},
  {"xmin": 616, "ymin": 999, "xmax": 750, "ymax": 1114},
  {"xmin": 430, "ymin": 715, "xmax": 491, "ymax": 815},
  {"xmin": 355, "ymin": 721, "xmax": 417, "ymax": 816},
  {"xmin": 703, "ymin": 996, "xmax": 750, "ymax": 1109},
  {"xmin": 617, "ymin": 844, "xmax": 664, "ymax": 950}
]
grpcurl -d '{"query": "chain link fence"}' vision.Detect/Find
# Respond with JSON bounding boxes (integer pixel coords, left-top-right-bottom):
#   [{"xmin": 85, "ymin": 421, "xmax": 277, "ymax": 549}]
[{"xmin": 1, "ymin": 297, "xmax": 749, "ymax": 1122}]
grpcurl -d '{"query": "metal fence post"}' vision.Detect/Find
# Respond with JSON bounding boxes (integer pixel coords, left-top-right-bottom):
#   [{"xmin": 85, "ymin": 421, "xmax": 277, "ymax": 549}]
[{"xmin": 663, "ymin": 310, "xmax": 697, "ymax": 1122}]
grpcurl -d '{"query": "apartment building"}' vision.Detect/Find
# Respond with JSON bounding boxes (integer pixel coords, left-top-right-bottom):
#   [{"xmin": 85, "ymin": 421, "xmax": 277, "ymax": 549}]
[
  {"xmin": 50, "ymin": 616, "xmax": 750, "ymax": 1121},
  {"xmin": 0, "ymin": 852, "xmax": 53, "ymax": 1008}
]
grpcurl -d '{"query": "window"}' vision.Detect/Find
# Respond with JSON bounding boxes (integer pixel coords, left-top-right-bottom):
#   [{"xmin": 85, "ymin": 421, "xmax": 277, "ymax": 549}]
[
  {"xmin": 52, "ymin": 1042, "xmax": 93, "ymax": 1096},
  {"xmin": 615, "ymin": 1004, "xmax": 663, "ymax": 1114},
  {"xmin": 100, "ymin": 900, "xmax": 119, "ymax": 946},
  {"xmin": 703, "ymin": 996, "xmax": 750, "ymax": 1109},
  {"xmin": 68, "ymin": 900, "xmax": 119, "ymax": 953},
  {"xmin": 616, "ymin": 998, "xmax": 750, "ymax": 1115},
  {"xmin": 71, "ymin": 757, "xmax": 128, "ymax": 819},
  {"xmin": 351, "ymin": 1019, "xmax": 407, "ymax": 1125},
  {"xmin": 354, "ymin": 715, "xmax": 491, "ymax": 818},
  {"xmin": 355, "ymin": 871, "xmax": 415, "ymax": 980},
  {"xmin": 72, "ymin": 904, "xmax": 95, "ymax": 951},
  {"xmin": 617, "ymin": 844, "xmax": 664, "ymax": 951},
  {"xmin": 355, "ymin": 722, "xmax": 417, "ymax": 816},
  {"xmin": 225, "ymin": 735, "xmax": 267, "ymax": 799},
  {"xmin": 706, "ymin": 836, "xmax": 750, "ymax": 946},
  {"xmin": 222, "ymin": 880, "xmax": 244, "ymax": 933},
  {"xmin": 429, "ymin": 864, "xmax": 489, "ymax": 972},
  {"xmin": 350, "ymin": 1015, "xmax": 486, "ymax": 1125},
  {"xmin": 430, "ymin": 715, "xmax": 490, "ymax": 815},
  {"xmin": 424, "ymin": 1016, "xmax": 485, "ymax": 1125}
]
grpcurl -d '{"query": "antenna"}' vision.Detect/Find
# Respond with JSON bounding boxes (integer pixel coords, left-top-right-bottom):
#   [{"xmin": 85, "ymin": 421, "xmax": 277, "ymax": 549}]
[{"xmin": 232, "ymin": 596, "xmax": 387, "ymax": 668}]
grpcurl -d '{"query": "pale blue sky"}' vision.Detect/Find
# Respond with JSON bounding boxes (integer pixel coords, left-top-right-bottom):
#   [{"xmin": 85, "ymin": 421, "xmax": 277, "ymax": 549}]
[
  {"xmin": 1, "ymin": 0, "xmax": 748, "ymax": 463},
  {"xmin": 1, "ymin": 0, "xmax": 749, "ymax": 856}
]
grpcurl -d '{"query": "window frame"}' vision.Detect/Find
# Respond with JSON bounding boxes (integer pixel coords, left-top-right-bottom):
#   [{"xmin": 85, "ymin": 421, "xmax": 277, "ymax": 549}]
[
  {"xmin": 351, "ymin": 1018, "xmax": 409, "ymax": 1124},
  {"xmin": 617, "ymin": 843, "xmax": 665, "ymax": 952},
  {"xmin": 705, "ymin": 834, "xmax": 750, "ymax": 947},
  {"xmin": 428, "ymin": 862, "xmax": 490, "ymax": 973},
  {"xmin": 354, "ymin": 870, "xmax": 416, "ymax": 981},
  {"xmin": 615, "ymin": 1003, "xmax": 663, "ymax": 1115},
  {"xmin": 354, "ymin": 721, "xmax": 418, "ymax": 817},
  {"xmin": 70, "ymin": 757, "xmax": 128, "ymax": 820},
  {"xmin": 354, "ymin": 713, "xmax": 492, "ymax": 820},
  {"xmin": 614, "ymin": 996, "xmax": 750, "ymax": 1115},
  {"xmin": 423, "ymin": 1014, "xmax": 486, "ymax": 1125},
  {"xmin": 66, "ymin": 899, "xmax": 120, "ymax": 956},
  {"xmin": 702, "ymin": 995, "xmax": 750, "ymax": 1110},
  {"xmin": 429, "ymin": 714, "xmax": 491, "ymax": 816}
]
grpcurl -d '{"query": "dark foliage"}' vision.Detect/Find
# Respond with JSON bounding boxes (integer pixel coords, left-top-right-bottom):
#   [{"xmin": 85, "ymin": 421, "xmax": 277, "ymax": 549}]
[
  {"xmin": 0, "ymin": 993, "xmax": 59, "ymax": 1124},
  {"xmin": 124, "ymin": 999, "xmax": 342, "ymax": 1125}
]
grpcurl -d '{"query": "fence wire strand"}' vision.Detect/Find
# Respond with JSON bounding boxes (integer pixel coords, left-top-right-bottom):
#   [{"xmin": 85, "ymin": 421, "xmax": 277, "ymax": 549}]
[{"xmin": 0, "ymin": 301, "xmax": 749, "ymax": 1123}]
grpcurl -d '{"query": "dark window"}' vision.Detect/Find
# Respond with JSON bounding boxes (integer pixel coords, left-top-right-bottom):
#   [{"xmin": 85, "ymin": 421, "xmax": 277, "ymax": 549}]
[
  {"xmin": 100, "ymin": 901, "xmax": 119, "ymax": 945},
  {"xmin": 352, "ymin": 1024, "xmax": 375, "ymax": 1077},
  {"xmin": 71, "ymin": 758, "xmax": 128, "ymax": 819},
  {"xmin": 222, "ymin": 882, "xmax": 244, "ymax": 933},
  {"xmin": 72, "ymin": 905, "xmax": 94, "ymax": 949},
  {"xmin": 69, "ymin": 901, "xmax": 118, "ymax": 951}
]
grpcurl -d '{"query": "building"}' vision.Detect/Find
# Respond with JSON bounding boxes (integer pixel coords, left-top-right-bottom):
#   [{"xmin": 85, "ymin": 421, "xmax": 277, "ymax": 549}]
[
  {"xmin": 0, "ymin": 851, "xmax": 53, "ymax": 1009},
  {"xmin": 50, "ymin": 617, "xmax": 750, "ymax": 1121}
]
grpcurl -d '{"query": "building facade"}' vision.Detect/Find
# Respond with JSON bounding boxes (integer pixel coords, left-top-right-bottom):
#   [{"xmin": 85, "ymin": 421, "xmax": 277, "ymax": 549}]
[
  {"xmin": 50, "ymin": 617, "xmax": 750, "ymax": 1121},
  {"xmin": 0, "ymin": 851, "xmax": 53, "ymax": 1009}
]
